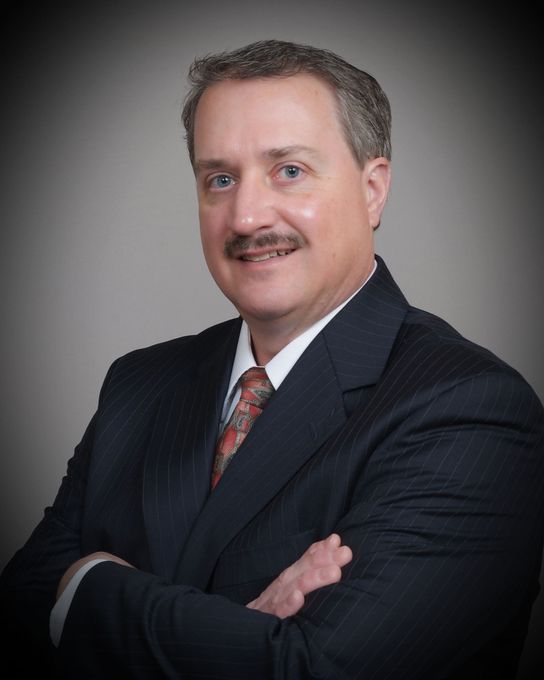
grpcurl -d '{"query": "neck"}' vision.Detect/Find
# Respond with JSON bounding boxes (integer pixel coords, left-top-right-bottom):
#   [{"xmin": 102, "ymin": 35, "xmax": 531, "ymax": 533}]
[{"xmin": 248, "ymin": 320, "xmax": 302, "ymax": 366}]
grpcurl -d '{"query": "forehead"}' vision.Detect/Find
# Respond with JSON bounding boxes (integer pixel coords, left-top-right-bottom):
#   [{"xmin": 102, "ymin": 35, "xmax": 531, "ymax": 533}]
[{"xmin": 193, "ymin": 74, "xmax": 347, "ymax": 161}]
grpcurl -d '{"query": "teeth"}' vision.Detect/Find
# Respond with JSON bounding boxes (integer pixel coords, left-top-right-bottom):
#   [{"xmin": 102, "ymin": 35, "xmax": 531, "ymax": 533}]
[{"xmin": 242, "ymin": 250, "xmax": 292, "ymax": 262}]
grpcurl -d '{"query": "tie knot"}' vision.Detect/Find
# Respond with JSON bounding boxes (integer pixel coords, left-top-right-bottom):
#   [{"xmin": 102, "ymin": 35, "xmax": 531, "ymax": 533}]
[{"xmin": 239, "ymin": 367, "xmax": 274, "ymax": 408}]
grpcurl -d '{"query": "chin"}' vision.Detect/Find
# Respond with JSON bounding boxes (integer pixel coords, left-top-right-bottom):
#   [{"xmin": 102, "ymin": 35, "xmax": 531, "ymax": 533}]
[
  {"xmin": 229, "ymin": 288, "xmax": 295, "ymax": 319},
  {"xmin": 242, "ymin": 308, "xmax": 289, "ymax": 323},
  {"xmin": 237, "ymin": 301, "xmax": 295, "ymax": 325}
]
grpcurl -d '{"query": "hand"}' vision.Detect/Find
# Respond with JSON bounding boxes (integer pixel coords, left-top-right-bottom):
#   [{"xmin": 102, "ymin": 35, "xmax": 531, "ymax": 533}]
[
  {"xmin": 246, "ymin": 533, "xmax": 352, "ymax": 618},
  {"xmin": 56, "ymin": 551, "xmax": 134, "ymax": 601}
]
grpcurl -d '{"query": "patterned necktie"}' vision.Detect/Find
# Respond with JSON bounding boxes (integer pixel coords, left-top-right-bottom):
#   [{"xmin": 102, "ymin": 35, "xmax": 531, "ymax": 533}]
[{"xmin": 211, "ymin": 367, "xmax": 274, "ymax": 490}]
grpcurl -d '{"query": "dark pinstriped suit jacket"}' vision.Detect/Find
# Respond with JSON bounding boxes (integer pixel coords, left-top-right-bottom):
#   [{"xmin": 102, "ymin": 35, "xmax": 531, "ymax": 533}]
[{"xmin": 2, "ymin": 256, "xmax": 544, "ymax": 678}]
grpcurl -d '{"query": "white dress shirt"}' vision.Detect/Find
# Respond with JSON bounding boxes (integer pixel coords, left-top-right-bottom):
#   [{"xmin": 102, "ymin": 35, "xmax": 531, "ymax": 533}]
[{"xmin": 50, "ymin": 261, "xmax": 377, "ymax": 647}]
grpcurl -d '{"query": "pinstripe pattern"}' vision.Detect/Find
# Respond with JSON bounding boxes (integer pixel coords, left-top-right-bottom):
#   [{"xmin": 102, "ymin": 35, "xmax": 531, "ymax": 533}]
[{"xmin": 1, "ymin": 256, "xmax": 543, "ymax": 679}]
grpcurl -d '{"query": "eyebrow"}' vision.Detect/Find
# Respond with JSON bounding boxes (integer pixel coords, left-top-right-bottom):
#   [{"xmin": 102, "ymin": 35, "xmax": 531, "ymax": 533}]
[
  {"xmin": 194, "ymin": 158, "xmax": 229, "ymax": 174},
  {"xmin": 194, "ymin": 145, "xmax": 321, "ymax": 175},
  {"xmin": 263, "ymin": 145, "xmax": 321, "ymax": 160}
]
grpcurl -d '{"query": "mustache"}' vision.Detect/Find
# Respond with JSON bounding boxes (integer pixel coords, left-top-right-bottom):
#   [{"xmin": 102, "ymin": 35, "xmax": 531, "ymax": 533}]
[{"xmin": 224, "ymin": 233, "xmax": 305, "ymax": 258}]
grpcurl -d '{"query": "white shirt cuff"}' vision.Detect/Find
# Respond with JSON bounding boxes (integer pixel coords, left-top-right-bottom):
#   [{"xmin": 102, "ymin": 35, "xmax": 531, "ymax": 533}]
[{"xmin": 49, "ymin": 558, "xmax": 108, "ymax": 647}]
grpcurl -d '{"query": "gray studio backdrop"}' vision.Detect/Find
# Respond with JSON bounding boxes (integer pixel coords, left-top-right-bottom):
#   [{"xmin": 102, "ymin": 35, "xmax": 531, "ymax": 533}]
[{"xmin": 1, "ymin": 1, "xmax": 542, "ymax": 675}]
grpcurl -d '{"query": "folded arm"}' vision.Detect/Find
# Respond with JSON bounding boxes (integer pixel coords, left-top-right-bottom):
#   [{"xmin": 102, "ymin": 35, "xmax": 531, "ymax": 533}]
[
  {"xmin": 56, "ymin": 371, "xmax": 544, "ymax": 679},
  {"xmin": 56, "ymin": 532, "xmax": 352, "ymax": 623},
  {"xmin": 3, "ymin": 369, "xmax": 543, "ymax": 679}
]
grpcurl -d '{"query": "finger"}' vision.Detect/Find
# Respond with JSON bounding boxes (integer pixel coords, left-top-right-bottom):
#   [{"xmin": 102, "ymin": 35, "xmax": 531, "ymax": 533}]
[
  {"xmin": 297, "ymin": 564, "xmax": 342, "ymax": 594},
  {"xmin": 274, "ymin": 536, "xmax": 348, "ymax": 595},
  {"xmin": 276, "ymin": 589, "xmax": 305, "ymax": 618},
  {"xmin": 334, "ymin": 545, "xmax": 353, "ymax": 567},
  {"xmin": 246, "ymin": 584, "xmax": 280, "ymax": 612},
  {"xmin": 248, "ymin": 561, "xmax": 344, "ymax": 615},
  {"xmin": 304, "ymin": 542, "xmax": 349, "ymax": 572},
  {"xmin": 247, "ymin": 587, "xmax": 303, "ymax": 618},
  {"xmin": 326, "ymin": 533, "xmax": 341, "ymax": 548},
  {"xmin": 245, "ymin": 568, "xmax": 292, "ymax": 612},
  {"xmin": 308, "ymin": 533, "xmax": 340, "ymax": 556},
  {"xmin": 273, "ymin": 537, "xmax": 352, "ymax": 589},
  {"xmin": 245, "ymin": 536, "xmax": 353, "ymax": 615},
  {"xmin": 245, "ymin": 557, "xmax": 331, "ymax": 614}
]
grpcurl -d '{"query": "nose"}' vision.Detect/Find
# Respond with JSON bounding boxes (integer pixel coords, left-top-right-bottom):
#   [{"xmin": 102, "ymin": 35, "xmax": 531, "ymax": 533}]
[{"xmin": 229, "ymin": 174, "xmax": 277, "ymax": 235}]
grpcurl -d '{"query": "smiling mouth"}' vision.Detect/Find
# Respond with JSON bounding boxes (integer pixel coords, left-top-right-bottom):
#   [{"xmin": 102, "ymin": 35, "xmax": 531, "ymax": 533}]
[
  {"xmin": 240, "ymin": 249, "xmax": 294, "ymax": 262},
  {"xmin": 225, "ymin": 233, "xmax": 304, "ymax": 260}
]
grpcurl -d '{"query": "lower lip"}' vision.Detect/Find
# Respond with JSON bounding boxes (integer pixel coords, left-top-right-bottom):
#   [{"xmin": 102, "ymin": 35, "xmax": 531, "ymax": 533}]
[{"xmin": 239, "ymin": 252, "xmax": 295, "ymax": 266}]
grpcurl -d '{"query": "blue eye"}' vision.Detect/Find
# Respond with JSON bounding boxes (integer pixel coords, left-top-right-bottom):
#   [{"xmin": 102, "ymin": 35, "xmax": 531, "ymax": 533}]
[
  {"xmin": 281, "ymin": 165, "xmax": 301, "ymax": 179},
  {"xmin": 210, "ymin": 175, "xmax": 233, "ymax": 189}
]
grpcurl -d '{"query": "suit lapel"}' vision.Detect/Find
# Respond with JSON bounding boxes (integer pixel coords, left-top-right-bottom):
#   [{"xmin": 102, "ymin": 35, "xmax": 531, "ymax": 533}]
[
  {"xmin": 141, "ymin": 320, "xmax": 240, "ymax": 578},
  {"xmin": 174, "ymin": 257, "xmax": 409, "ymax": 589},
  {"xmin": 322, "ymin": 255, "xmax": 409, "ymax": 393}
]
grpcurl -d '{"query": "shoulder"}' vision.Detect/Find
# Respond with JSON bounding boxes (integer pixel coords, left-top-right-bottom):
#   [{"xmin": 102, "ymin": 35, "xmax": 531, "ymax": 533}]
[
  {"xmin": 398, "ymin": 305, "xmax": 514, "ymax": 375},
  {"xmin": 116, "ymin": 317, "xmax": 239, "ymax": 365},
  {"xmin": 97, "ymin": 317, "xmax": 241, "ymax": 400},
  {"xmin": 390, "ymin": 306, "xmax": 543, "ymax": 425}
]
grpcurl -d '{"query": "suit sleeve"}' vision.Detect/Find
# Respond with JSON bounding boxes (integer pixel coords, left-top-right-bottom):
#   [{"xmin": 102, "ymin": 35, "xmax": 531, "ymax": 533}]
[
  {"xmin": 0, "ymin": 360, "xmax": 119, "ymax": 674},
  {"xmin": 58, "ymin": 369, "xmax": 544, "ymax": 679}
]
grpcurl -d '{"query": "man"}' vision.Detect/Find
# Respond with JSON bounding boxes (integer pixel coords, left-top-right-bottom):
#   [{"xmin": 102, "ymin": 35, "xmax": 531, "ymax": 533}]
[{"xmin": 1, "ymin": 40, "xmax": 543, "ymax": 679}]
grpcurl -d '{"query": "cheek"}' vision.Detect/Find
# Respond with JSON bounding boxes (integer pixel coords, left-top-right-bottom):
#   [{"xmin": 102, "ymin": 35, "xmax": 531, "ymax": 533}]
[
  {"xmin": 280, "ymin": 196, "xmax": 323, "ymax": 232},
  {"xmin": 297, "ymin": 204, "xmax": 318, "ymax": 221},
  {"xmin": 199, "ymin": 231, "xmax": 223, "ymax": 280},
  {"xmin": 199, "ymin": 207, "xmax": 225, "ymax": 247}
]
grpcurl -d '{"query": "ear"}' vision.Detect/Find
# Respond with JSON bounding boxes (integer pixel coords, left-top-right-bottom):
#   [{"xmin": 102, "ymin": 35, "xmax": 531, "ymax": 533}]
[{"xmin": 363, "ymin": 157, "xmax": 391, "ymax": 229}]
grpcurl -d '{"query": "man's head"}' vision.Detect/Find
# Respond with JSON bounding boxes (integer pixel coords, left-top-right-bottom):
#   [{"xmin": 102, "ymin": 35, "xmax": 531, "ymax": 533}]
[
  {"xmin": 182, "ymin": 41, "xmax": 392, "ymax": 363},
  {"xmin": 182, "ymin": 40, "xmax": 391, "ymax": 169}
]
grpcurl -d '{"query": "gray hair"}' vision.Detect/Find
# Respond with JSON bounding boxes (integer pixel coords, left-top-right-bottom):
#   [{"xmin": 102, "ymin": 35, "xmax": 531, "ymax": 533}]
[{"xmin": 181, "ymin": 39, "xmax": 391, "ymax": 168}]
